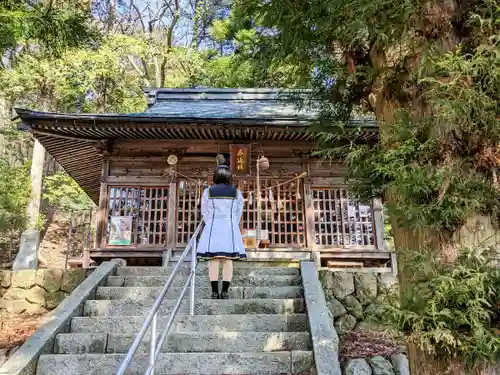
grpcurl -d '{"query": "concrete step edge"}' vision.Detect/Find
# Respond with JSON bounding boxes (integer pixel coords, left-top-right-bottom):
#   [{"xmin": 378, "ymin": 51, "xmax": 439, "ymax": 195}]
[
  {"xmin": 70, "ymin": 314, "xmax": 310, "ymax": 334},
  {"xmin": 54, "ymin": 332, "xmax": 313, "ymax": 354},
  {"xmin": 36, "ymin": 351, "xmax": 314, "ymax": 375},
  {"xmin": 83, "ymin": 298, "xmax": 306, "ymax": 316}
]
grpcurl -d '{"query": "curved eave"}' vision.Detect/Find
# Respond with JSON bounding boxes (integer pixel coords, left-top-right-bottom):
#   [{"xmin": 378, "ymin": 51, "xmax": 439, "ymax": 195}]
[
  {"xmin": 14, "ymin": 108, "xmax": 378, "ymax": 128},
  {"xmin": 15, "ymin": 108, "xmax": 378, "ymax": 202}
]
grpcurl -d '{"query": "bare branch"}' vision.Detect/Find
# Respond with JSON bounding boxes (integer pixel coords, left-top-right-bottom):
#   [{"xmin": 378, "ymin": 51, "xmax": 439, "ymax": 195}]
[{"xmin": 130, "ymin": 0, "xmax": 147, "ymax": 33}]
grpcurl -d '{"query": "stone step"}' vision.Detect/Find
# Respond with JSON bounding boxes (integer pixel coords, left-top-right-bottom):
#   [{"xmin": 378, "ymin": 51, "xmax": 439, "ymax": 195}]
[
  {"xmin": 116, "ymin": 266, "xmax": 300, "ymax": 277},
  {"xmin": 106, "ymin": 274, "xmax": 302, "ymax": 287},
  {"xmin": 84, "ymin": 298, "xmax": 305, "ymax": 316},
  {"xmin": 55, "ymin": 332, "xmax": 313, "ymax": 354},
  {"xmin": 71, "ymin": 314, "xmax": 309, "ymax": 335},
  {"xmin": 37, "ymin": 351, "xmax": 314, "ymax": 375},
  {"xmin": 171, "ymin": 251, "xmax": 310, "ymax": 262},
  {"xmin": 96, "ymin": 286, "xmax": 303, "ymax": 300}
]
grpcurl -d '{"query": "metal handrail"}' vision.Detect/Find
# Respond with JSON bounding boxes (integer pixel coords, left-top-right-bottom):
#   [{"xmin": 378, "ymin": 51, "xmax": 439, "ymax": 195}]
[{"xmin": 116, "ymin": 221, "xmax": 204, "ymax": 375}]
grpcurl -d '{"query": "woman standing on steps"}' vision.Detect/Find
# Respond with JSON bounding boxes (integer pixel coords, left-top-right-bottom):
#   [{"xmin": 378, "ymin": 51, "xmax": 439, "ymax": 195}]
[{"xmin": 197, "ymin": 165, "xmax": 246, "ymax": 299}]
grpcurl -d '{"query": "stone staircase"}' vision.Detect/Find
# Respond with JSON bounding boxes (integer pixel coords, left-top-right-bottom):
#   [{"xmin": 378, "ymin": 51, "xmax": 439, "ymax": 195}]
[{"xmin": 36, "ymin": 262, "xmax": 316, "ymax": 375}]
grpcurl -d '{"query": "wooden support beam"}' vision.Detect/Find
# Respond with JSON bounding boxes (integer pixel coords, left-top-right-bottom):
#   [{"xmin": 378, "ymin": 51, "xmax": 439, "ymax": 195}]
[
  {"xmin": 95, "ymin": 160, "xmax": 110, "ymax": 249},
  {"xmin": 373, "ymin": 198, "xmax": 385, "ymax": 250},
  {"xmin": 303, "ymin": 162, "xmax": 316, "ymax": 249},
  {"xmin": 327, "ymin": 261, "xmax": 364, "ymax": 268},
  {"xmin": 166, "ymin": 172, "xmax": 178, "ymax": 250}
]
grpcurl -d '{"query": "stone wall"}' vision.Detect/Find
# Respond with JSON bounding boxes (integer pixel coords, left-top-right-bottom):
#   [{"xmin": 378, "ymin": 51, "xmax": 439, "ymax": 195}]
[
  {"xmin": 319, "ymin": 270, "xmax": 409, "ymax": 375},
  {"xmin": 0, "ymin": 269, "xmax": 86, "ymax": 315}
]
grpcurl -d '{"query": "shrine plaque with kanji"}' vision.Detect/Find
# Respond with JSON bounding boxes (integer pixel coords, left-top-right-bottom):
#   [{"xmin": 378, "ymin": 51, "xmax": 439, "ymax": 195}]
[{"xmin": 230, "ymin": 144, "xmax": 250, "ymax": 175}]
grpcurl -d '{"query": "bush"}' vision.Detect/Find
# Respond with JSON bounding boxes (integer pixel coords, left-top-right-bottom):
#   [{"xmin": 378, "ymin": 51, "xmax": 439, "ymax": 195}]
[
  {"xmin": 378, "ymin": 247, "xmax": 500, "ymax": 367},
  {"xmin": 43, "ymin": 172, "xmax": 94, "ymax": 216},
  {"xmin": 0, "ymin": 158, "xmax": 30, "ymax": 253}
]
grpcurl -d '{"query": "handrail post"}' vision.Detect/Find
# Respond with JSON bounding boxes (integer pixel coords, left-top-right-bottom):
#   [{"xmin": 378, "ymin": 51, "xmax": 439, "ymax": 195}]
[
  {"xmin": 189, "ymin": 236, "xmax": 196, "ymax": 316},
  {"xmin": 116, "ymin": 222, "xmax": 204, "ymax": 375},
  {"xmin": 149, "ymin": 312, "xmax": 157, "ymax": 375}
]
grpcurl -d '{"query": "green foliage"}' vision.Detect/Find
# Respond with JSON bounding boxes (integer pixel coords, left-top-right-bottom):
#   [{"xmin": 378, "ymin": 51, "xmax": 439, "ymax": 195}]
[
  {"xmin": 0, "ymin": 0, "xmax": 99, "ymax": 58},
  {"xmin": 0, "ymin": 157, "xmax": 30, "ymax": 251},
  {"xmin": 228, "ymin": 0, "xmax": 500, "ymax": 367},
  {"xmin": 329, "ymin": 114, "xmax": 500, "ymax": 234},
  {"xmin": 44, "ymin": 172, "xmax": 94, "ymax": 215},
  {"xmin": 378, "ymin": 246, "xmax": 500, "ymax": 367}
]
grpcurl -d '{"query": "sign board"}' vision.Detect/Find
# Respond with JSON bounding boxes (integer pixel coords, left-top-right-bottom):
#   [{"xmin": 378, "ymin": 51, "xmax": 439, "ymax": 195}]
[
  {"xmin": 108, "ymin": 216, "xmax": 133, "ymax": 245},
  {"xmin": 230, "ymin": 144, "xmax": 250, "ymax": 175}
]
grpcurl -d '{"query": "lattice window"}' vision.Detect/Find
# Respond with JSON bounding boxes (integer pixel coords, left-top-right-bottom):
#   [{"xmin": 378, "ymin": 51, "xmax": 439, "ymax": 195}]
[
  {"xmin": 177, "ymin": 180, "xmax": 206, "ymax": 245},
  {"xmin": 176, "ymin": 178, "xmax": 305, "ymax": 247},
  {"xmin": 106, "ymin": 186, "xmax": 169, "ymax": 246},
  {"xmin": 312, "ymin": 188, "xmax": 374, "ymax": 247},
  {"xmin": 237, "ymin": 178, "xmax": 305, "ymax": 247}
]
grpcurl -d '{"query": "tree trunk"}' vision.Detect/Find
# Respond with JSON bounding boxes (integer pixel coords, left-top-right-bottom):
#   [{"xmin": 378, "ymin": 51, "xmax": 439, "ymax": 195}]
[
  {"xmin": 107, "ymin": 0, "xmax": 116, "ymax": 32},
  {"xmin": 373, "ymin": 93, "xmax": 500, "ymax": 375},
  {"xmin": 27, "ymin": 139, "xmax": 45, "ymax": 229}
]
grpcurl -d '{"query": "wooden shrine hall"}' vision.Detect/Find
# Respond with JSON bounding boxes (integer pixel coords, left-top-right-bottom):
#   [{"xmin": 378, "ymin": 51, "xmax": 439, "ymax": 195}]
[{"xmin": 15, "ymin": 88, "xmax": 395, "ymax": 272}]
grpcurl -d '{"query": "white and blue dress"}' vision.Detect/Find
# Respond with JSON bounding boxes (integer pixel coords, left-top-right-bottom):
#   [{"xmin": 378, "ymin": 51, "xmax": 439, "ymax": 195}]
[{"xmin": 196, "ymin": 184, "xmax": 247, "ymax": 260}]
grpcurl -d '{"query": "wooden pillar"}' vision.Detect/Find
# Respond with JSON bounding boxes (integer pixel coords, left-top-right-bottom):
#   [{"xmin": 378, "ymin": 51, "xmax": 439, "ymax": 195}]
[
  {"xmin": 373, "ymin": 198, "xmax": 385, "ymax": 250},
  {"xmin": 27, "ymin": 139, "xmax": 46, "ymax": 228},
  {"xmin": 303, "ymin": 162, "xmax": 316, "ymax": 250},
  {"xmin": 95, "ymin": 160, "xmax": 110, "ymax": 249},
  {"xmin": 166, "ymin": 170, "xmax": 178, "ymax": 250}
]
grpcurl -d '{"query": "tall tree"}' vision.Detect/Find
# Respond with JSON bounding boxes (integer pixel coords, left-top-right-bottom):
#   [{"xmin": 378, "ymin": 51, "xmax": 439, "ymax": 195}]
[
  {"xmin": 226, "ymin": 0, "xmax": 500, "ymax": 373},
  {"xmin": 0, "ymin": 0, "xmax": 99, "ymax": 64}
]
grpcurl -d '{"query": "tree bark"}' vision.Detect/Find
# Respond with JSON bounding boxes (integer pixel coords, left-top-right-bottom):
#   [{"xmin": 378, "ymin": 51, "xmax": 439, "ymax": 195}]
[
  {"xmin": 27, "ymin": 139, "xmax": 45, "ymax": 229},
  {"xmin": 373, "ymin": 93, "xmax": 500, "ymax": 375}
]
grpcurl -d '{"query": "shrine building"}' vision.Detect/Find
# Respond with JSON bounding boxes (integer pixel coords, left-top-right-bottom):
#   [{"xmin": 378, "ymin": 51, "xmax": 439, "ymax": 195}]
[{"xmin": 15, "ymin": 88, "xmax": 395, "ymax": 272}]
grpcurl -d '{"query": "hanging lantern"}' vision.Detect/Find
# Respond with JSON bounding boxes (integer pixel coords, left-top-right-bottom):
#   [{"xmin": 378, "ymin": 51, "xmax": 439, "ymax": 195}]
[{"xmin": 258, "ymin": 156, "xmax": 270, "ymax": 171}]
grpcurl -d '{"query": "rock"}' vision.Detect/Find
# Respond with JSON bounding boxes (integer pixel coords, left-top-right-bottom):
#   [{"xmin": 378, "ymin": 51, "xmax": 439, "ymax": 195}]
[
  {"xmin": 334, "ymin": 314, "xmax": 356, "ymax": 335},
  {"xmin": 24, "ymin": 285, "xmax": 48, "ymax": 306},
  {"xmin": 0, "ymin": 270, "xmax": 11, "ymax": 288},
  {"xmin": 368, "ymin": 356, "xmax": 395, "ymax": 375},
  {"xmin": 61, "ymin": 269, "xmax": 86, "ymax": 293},
  {"xmin": 344, "ymin": 358, "xmax": 372, "ymax": 375},
  {"xmin": 3, "ymin": 287, "xmax": 27, "ymax": 300},
  {"xmin": 111, "ymin": 258, "xmax": 127, "ymax": 267},
  {"xmin": 377, "ymin": 274, "xmax": 398, "ymax": 293},
  {"xmin": 343, "ymin": 295, "xmax": 363, "ymax": 319},
  {"xmin": 354, "ymin": 273, "xmax": 378, "ymax": 305},
  {"xmin": 0, "ymin": 299, "xmax": 45, "ymax": 315},
  {"xmin": 331, "ymin": 273, "xmax": 355, "ymax": 299},
  {"xmin": 318, "ymin": 270, "xmax": 333, "ymax": 290},
  {"xmin": 45, "ymin": 291, "xmax": 67, "ymax": 309},
  {"xmin": 10, "ymin": 270, "xmax": 37, "ymax": 289},
  {"xmin": 36, "ymin": 269, "xmax": 63, "ymax": 293},
  {"xmin": 327, "ymin": 297, "xmax": 347, "ymax": 318},
  {"xmin": 390, "ymin": 354, "xmax": 409, "ymax": 375}
]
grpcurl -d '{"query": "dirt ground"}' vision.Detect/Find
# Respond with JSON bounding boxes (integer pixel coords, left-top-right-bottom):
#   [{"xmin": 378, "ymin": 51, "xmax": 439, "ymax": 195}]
[
  {"xmin": 339, "ymin": 327, "xmax": 406, "ymax": 362},
  {"xmin": 0, "ymin": 314, "xmax": 44, "ymax": 350}
]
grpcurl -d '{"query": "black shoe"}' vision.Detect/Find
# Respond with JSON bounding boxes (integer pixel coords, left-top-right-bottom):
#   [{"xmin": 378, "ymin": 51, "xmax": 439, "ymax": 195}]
[
  {"xmin": 220, "ymin": 292, "xmax": 229, "ymax": 299},
  {"xmin": 211, "ymin": 292, "xmax": 220, "ymax": 299}
]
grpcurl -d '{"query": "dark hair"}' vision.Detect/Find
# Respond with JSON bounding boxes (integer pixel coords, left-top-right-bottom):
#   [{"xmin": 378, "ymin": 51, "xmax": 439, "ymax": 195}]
[{"xmin": 213, "ymin": 165, "xmax": 233, "ymax": 185}]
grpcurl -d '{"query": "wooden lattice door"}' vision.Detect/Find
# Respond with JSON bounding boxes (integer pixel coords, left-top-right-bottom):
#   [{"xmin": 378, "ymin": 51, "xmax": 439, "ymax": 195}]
[
  {"xmin": 176, "ymin": 180, "xmax": 206, "ymax": 245},
  {"xmin": 312, "ymin": 187, "xmax": 374, "ymax": 248},
  {"xmin": 106, "ymin": 186, "xmax": 169, "ymax": 247},
  {"xmin": 236, "ymin": 178, "xmax": 305, "ymax": 247},
  {"xmin": 175, "ymin": 178, "xmax": 305, "ymax": 247}
]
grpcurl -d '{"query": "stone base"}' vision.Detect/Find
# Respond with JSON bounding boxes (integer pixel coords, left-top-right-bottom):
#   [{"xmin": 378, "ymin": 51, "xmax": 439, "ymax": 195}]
[{"xmin": 12, "ymin": 229, "xmax": 40, "ymax": 271}]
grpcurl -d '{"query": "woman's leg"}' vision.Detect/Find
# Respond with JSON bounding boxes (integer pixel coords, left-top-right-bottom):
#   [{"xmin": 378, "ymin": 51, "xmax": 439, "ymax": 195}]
[
  {"xmin": 208, "ymin": 259, "xmax": 220, "ymax": 299},
  {"xmin": 220, "ymin": 259, "xmax": 233, "ymax": 299}
]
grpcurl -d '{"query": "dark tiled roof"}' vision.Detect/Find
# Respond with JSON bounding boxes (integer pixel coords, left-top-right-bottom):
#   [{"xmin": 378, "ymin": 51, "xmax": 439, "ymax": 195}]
[
  {"xmin": 141, "ymin": 88, "xmax": 319, "ymax": 122},
  {"xmin": 15, "ymin": 88, "xmax": 377, "ymax": 202}
]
